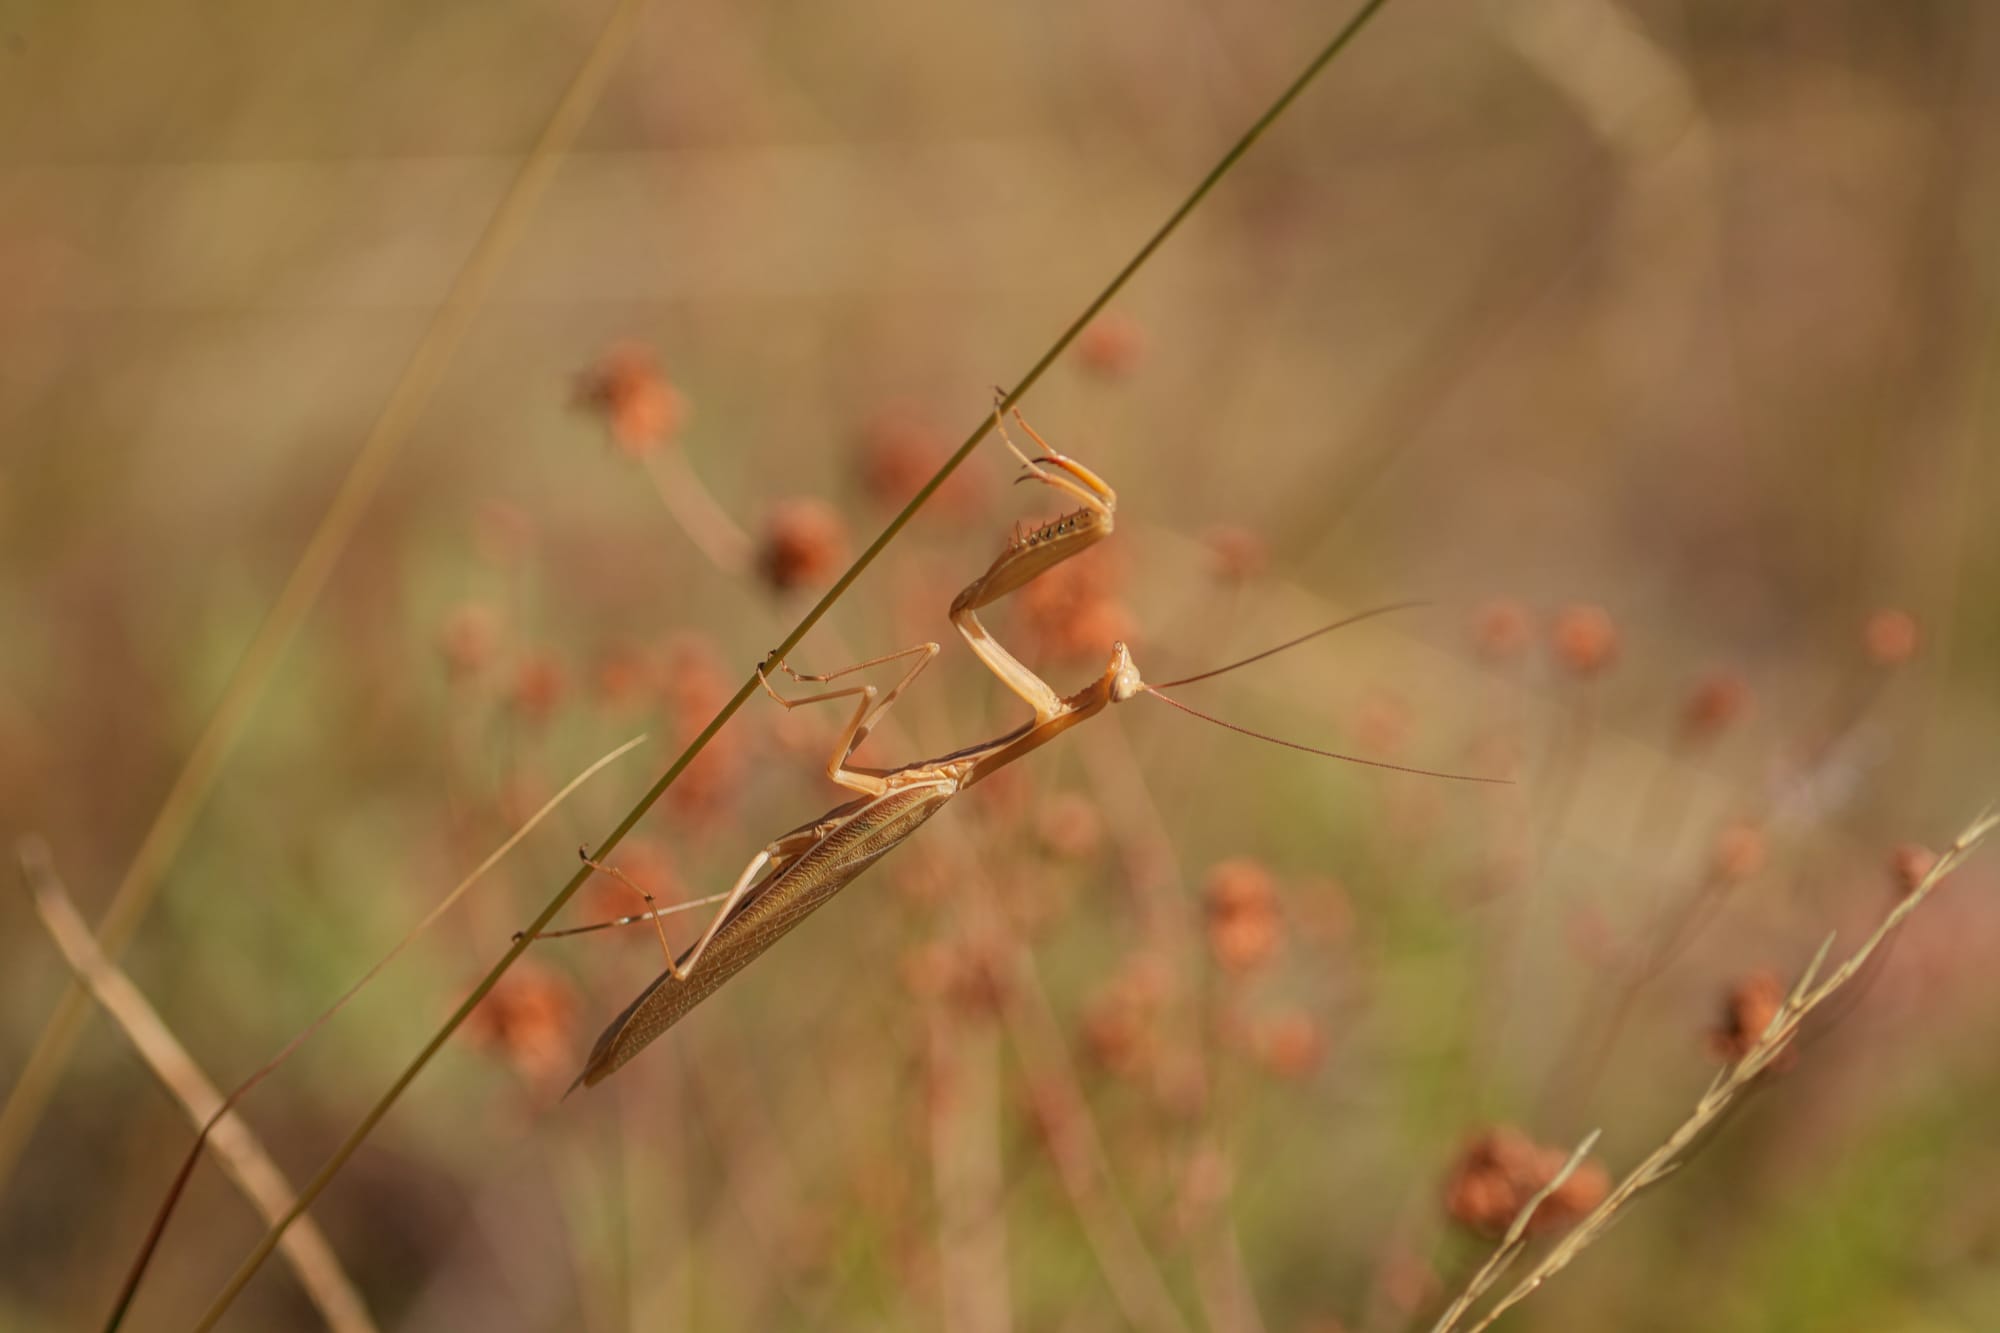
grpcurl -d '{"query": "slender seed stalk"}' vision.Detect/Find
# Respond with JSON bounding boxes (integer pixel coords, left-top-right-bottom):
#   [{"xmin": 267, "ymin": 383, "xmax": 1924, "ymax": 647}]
[{"xmin": 183, "ymin": 4, "xmax": 1401, "ymax": 1326}]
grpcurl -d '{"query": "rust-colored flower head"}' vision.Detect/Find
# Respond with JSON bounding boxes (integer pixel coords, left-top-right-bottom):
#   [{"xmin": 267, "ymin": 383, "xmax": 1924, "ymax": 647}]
[
  {"xmin": 943, "ymin": 935, "xmax": 1013, "ymax": 1020},
  {"xmin": 438, "ymin": 602, "xmax": 500, "ymax": 679},
  {"xmin": 1551, "ymin": 603, "xmax": 1618, "ymax": 677},
  {"xmin": 465, "ymin": 960, "xmax": 579, "ymax": 1087},
  {"xmin": 1472, "ymin": 599, "xmax": 1534, "ymax": 664},
  {"xmin": 854, "ymin": 406, "xmax": 938, "ymax": 508},
  {"xmin": 1078, "ymin": 952, "xmax": 1172, "ymax": 1079},
  {"xmin": 1076, "ymin": 310, "xmax": 1147, "ymax": 378},
  {"xmin": 593, "ymin": 640, "xmax": 651, "ymax": 710},
  {"xmin": 1017, "ymin": 548, "xmax": 1136, "ymax": 662},
  {"xmin": 1888, "ymin": 842, "xmax": 1938, "ymax": 898},
  {"xmin": 1203, "ymin": 525, "xmax": 1269, "ymax": 583},
  {"xmin": 1708, "ymin": 970, "xmax": 1795, "ymax": 1070},
  {"xmin": 509, "ymin": 652, "xmax": 567, "ymax": 724},
  {"xmin": 1682, "ymin": 670, "xmax": 1752, "ymax": 740},
  {"xmin": 1203, "ymin": 857, "xmax": 1282, "ymax": 974},
  {"xmin": 1035, "ymin": 792, "xmax": 1104, "ymax": 862},
  {"xmin": 1710, "ymin": 819, "xmax": 1768, "ymax": 883},
  {"xmin": 572, "ymin": 342, "xmax": 688, "ymax": 458},
  {"xmin": 1021, "ymin": 1078, "xmax": 1084, "ymax": 1170},
  {"xmin": 1081, "ymin": 987, "xmax": 1154, "ymax": 1080},
  {"xmin": 658, "ymin": 634, "xmax": 744, "ymax": 817},
  {"xmin": 1252, "ymin": 1007, "xmax": 1325, "ymax": 1079},
  {"xmin": 1863, "ymin": 608, "xmax": 1919, "ymax": 666},
  {"xmin": 756, "ymin": 497, "xmax": 850, "ymax": 593},
  {"xmin": 1443, "ymin": 1125, "xmax": 1608, "ymax": 1238}
]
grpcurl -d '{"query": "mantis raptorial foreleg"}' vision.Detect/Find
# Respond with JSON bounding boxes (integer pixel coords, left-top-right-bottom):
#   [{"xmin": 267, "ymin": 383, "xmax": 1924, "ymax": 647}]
[
  {"xmin": 756, "ymin": 640, "xmax": 941, "ymax": 794},
  {"xmin": 950, "ymin": 406, "xmax": 1119, "ymax": 722}
]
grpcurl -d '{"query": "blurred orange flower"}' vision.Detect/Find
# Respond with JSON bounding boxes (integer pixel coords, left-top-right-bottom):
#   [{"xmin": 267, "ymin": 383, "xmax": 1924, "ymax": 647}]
[
  {"xmin": 1550, "ymin": 603, "xmax": 1618, "ymax": 677},
  {"xmin": 1443, "ymin": 1125, "xmax": 1608, "ymax": 1238},
  {"xmin": 465, "ymin": 961, "xmax": 579, "ymax": 1087},
  {"xmin": 1076, "ymin": 310, "xmax": 1146, "ymax": 378},
  {"xmin": 1204, "ymin": 857, "xmax": 1282, "ymax": 973},
  {"xmin": 572, "ymin": 342, "xmax": 687, "ymax": 458},
  {"xmin": 1708, "ymin": 970, "xmax": 1795, "ymax": 1071},
  {"xmin": 757, "ymin": 498, "xmax": 850, "ymax": 593},
  {"xmin": 1863, "ymin": 608, "xmax": 1918, "ymax": 666}
]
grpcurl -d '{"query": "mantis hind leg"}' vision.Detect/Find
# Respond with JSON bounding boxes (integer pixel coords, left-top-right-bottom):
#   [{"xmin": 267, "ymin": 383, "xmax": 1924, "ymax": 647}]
[
  {"xmin": 757, "ymin": 640, "xmax": 941, "ymax": 794},
  {"xmin": 951, "ymin": 403, "xmax": 1119, "ymax": 722}
]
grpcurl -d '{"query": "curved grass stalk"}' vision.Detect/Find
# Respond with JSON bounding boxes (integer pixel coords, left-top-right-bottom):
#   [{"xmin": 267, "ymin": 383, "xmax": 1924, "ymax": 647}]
[
  {"xmin": 0, "ymin": 0, "xmax": 658, "ymax": 1198},
  {"xmin": 184, "ymin": 4, "xmax": 1401, "ymax": 1326}
]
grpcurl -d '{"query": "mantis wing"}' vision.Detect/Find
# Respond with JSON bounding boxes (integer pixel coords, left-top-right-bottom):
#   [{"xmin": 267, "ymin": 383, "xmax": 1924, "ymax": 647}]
[{"xmin": 572, "ymin": 781, "xmax": 954, "ymax": 1088}]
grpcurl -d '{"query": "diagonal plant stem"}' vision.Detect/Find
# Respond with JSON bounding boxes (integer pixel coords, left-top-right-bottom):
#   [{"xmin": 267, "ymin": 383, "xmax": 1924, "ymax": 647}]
[
  {"xmin": 0, "ymin": 0, "xmax": 659, "ymax": 1197},
  {"xmin": 1431, "ymin": 806, "xmax": 1998, "ymax": 1333},
  {"xmin": 185, "ymin": 3, "xmax": 1402, "ymax": 1325}
]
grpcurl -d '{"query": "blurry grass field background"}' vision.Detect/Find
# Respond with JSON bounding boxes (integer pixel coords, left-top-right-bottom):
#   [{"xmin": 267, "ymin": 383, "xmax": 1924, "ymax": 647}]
[{"xmin": 3, "ymin": 0, "xmax": 1999, "ymax": 1329}]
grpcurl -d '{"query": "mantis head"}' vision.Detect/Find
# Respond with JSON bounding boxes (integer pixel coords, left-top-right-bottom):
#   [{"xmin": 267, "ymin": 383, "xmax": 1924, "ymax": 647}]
[{"xmin": 1105, "ymin": 641, "xmax": 1146, "ymax": 703}]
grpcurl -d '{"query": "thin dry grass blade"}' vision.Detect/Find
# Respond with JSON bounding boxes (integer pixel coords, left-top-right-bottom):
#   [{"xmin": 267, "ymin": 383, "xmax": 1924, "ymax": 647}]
[
  {"xmin": 19, "ymin": 843, "xmax": 376, "ymax": 1333},
  {"xmin": 1431, "ymin": 806, "xmax": 1997, "ymax": 1333},
  {"xmin": 103, "ymin": 734, "xmax": 645, "ymax": 1327}
]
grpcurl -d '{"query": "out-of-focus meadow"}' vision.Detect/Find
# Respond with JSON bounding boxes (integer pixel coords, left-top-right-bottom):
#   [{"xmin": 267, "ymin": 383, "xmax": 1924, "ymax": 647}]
[{"xmin": 4, "ymin": 0, "xmax": 1999, "ymax": 1329}]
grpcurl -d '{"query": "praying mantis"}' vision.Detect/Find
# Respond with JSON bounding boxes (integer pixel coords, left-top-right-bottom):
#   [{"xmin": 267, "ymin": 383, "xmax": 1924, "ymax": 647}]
[{"xmin": 545, "ymin": 407, "xmax": 1500, "ymax": 1091}]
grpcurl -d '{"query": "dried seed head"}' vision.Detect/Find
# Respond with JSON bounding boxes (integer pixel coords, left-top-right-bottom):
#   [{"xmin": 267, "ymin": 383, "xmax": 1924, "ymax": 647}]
[
  {"xmin": 509, "ymin": 652, "xmax": 567, "ymax": 723},
  {"xmin": 1021, "ymin": 1079, "xmax": 1084, "ymax": 1170},
  {"xmin": 1079, "ymin": 952, "xmax": 1173, "ymax": 1079},
  {"xmin": 1443, "ymin": 1125, "xmax": 1609, "ymax": 1238},
  {"xmin": 1710, "ymin": 819, "xmax": 1768, "ymax": 883},
  {"xmin": 1081, "ymin": 990, "xmax": 1154, "ymax": 1079},
  {"xmin": 1203, "ymin": 857, "xmax": 1282, "ymax": 974},
  {"xmin": 1551, "ymin": 603, "xmax": 1618, "ymax": 677},
  {"xmin": 1863, "ymin": 608, "xmax": 1919, "ymax": 666},
  {"xmin": 1076, "ymin": 310, "xmax": 1146, "ymax": 378},
  {"xmin": 1035, "ymin": 792, "xmax": 1105, "ymax": 862},
  {"xmin": 658, "ymin": 634, "xmax": 744, "ymax": 817},
  {"xmin": 1252, "ymin": 1007, "xmax": 1324, "ymax": 1079},
  {"xmin": 1018, "ymin": 548, "xmax": 1135, "ymax": 662},
  {"xmin": 572, "ymin": 342, "xmax": 688, "ymax": 458},
  {"xmin": 1472, "ymin": 598, "xmax": 1534, "ymax": 663},
  {"xmin": 1682, "ymin": 670, "xmax": 1752, "ymax": 739},
  {"xmin": 1708, "ymin": 970, "xmax": 1795, "ymax": 1070},
  {"xmin": 756, "ymin": 497, "xmax": 850, "ymax": 593},
  {"xmin": 855, "ymin": 408, "xmax": 936, "ymax": 506},
  {"xmin": 1888, "ymin": 842, "xmax": 1938, "ymax": 899},
  {"xmin": 593, "ymin": 640, "xmax": 650, "ymax": 710},
  {"xmin": 438, "ymin": 602, "xmax": 500, "ymax": 679},
  {"xmin": 1203, "ymin": 525, "xmax": 1269, "ymax": 583},
  {"xmin": 943, "ymin": 937, "xmax": 1013, "ymax": 1020},
  {"xmin": 465, "ymin": 961, "xmax": 579, "ymax": 1086}
]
